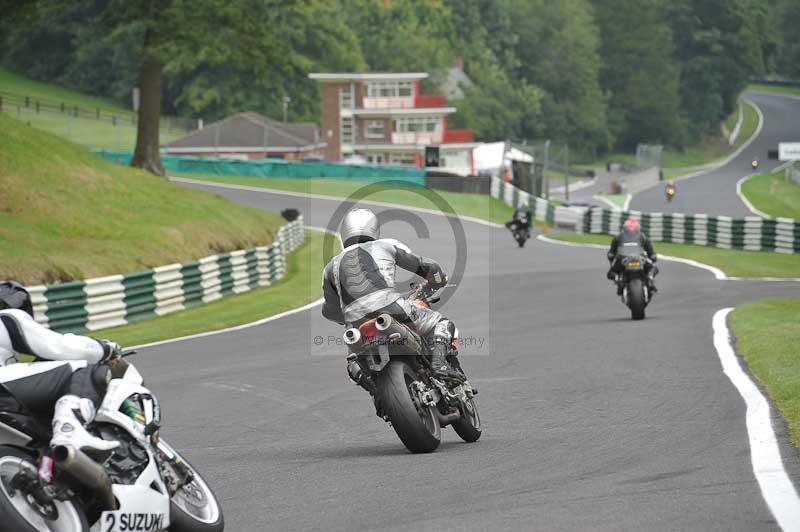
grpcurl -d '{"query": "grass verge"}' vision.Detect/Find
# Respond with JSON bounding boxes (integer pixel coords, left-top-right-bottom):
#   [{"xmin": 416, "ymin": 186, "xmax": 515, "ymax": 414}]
[
  {"xmin": 547, "ymin": 232, "xmax": 800, "ymax": 278},
  {"xmin": 748, "ymin": 84, "xmax": 800, "ymax": 98},
  {"xmin": 99, "ymin": 230, "xmax": 337, "ymax": 346},
  {"xmin": 730, "ymin": 297, "xmax": 800, "ymax": 446},
  {"xmin": 740, "ymin": 168, "xmax": 800, "ymax": 219},
  {"xmin": 0, "ymin": 114, "xmax": 284, "ymax": 284},
  {"xmin": 173, "ymin": 173, "xmax": 515, "ymax": 224},
  {"xmin": 595, "ymin": 194, "xmax": 628, "ymax": 210},
  {"xmin": 0, "ymin": 68, "xmax": 185, "ymax": 149}
]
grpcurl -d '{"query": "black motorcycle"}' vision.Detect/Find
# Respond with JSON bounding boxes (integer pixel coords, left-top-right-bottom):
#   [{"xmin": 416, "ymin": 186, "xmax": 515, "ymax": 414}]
[
  {"xmin": 507, "ymin": 221, "xmax": 529, "ymax": 248},
  {"xmin": 613, "ymin": 252, "xmax": 653, "ymax": 320},
  {"xmin": 342, "ymin": 283, "xmax": 481, "ymax": 453}
]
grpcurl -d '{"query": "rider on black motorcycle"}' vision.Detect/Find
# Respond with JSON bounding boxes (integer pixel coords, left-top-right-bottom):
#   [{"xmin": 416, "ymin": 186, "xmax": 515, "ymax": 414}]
[
  {"xmin": 606, "ymin": 217, "xmax": 658, "ymax": 295},
  {"xmin": 505, "ymin": 203, "xmax": 532, "ymax": 239},
  {"xmin": 0, "ymin": 280, "xmax": 122, "ymax": 454},
  {"xmin": 321, "ymin": 209, "xmax": 465, "ymax": 382}
]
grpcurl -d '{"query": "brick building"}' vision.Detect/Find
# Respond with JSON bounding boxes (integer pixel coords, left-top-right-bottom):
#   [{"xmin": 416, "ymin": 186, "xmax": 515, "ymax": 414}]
[{"xmin": 309, "ymin": 72, "xmax": 476, "ymax": 171}]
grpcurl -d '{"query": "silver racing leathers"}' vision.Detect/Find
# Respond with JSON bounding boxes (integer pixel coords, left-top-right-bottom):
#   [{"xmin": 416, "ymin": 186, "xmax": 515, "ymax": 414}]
[{"xmin": 321, "ymin": 238, "xmax": 456, "ymax": 372}]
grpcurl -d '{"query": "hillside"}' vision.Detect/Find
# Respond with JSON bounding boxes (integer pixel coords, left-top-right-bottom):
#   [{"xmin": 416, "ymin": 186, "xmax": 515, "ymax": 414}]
[{"xmin": 0, "ymin": 113, "xmax": 284, "ymax": 285}]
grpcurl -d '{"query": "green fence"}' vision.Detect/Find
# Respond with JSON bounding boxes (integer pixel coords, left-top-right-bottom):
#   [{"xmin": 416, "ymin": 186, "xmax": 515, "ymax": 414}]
[{"xmin": 95, "ymin": 150, "xmax": 426, "ymax": 186}]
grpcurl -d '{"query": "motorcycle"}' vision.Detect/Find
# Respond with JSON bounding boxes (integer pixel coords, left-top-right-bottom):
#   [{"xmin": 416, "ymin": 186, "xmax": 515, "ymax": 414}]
[
  {"xmin": 613, "ymin": 252, "xmax": 653, "ymax": 320},
  {"xmin": 342, "ymin": 282, "xmax": 481, "ymax": 453},
  {"xmin": 0, "ymin": 352, "xmax": 223, "ymax": 532},
  {"xmin": 751, "ymin": 159, "xmax": 759, "ymax": 171},
  {"xmin": 665, "ymin": 183, "xmax": 676, "ymax": 202},
  {"xmin": 507, "ymin": 221, "xmax": 529, "ymax": 248}
]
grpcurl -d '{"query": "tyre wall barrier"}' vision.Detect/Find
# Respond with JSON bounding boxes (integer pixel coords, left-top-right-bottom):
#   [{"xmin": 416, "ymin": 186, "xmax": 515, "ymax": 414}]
[
  {"xmin": 26, "ymin": 219, "xmax": 305, "ymax": 333},
  {"xmin": 581, "ymin": 208, "xmax": 800, "ymax": 254},
  {"xmin": 490, "ymin": 176, "xmax": 585, "ymax": 230}
]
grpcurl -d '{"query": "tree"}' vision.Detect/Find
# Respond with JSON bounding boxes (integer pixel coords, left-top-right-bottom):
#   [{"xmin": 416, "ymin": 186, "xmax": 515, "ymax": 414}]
[{"xmin": 593, "ymin": 0, "xmax": 683, "ymax": 149}]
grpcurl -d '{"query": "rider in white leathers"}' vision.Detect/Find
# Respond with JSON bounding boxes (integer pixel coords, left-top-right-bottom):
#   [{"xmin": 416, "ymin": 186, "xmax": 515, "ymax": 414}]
[{"xmin": 0, "ymin": 281, "xmax": 120, "ymax": 452}]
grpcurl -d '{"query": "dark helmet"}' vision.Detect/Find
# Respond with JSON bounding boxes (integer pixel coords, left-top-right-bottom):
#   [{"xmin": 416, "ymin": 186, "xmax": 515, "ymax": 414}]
[{"xmin": 0, "ymin": 281, "xmax": 33, "ymax": 317}]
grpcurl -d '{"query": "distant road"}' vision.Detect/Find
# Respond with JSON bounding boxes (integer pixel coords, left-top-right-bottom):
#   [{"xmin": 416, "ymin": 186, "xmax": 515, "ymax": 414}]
[{"xmin": 630, "ymin": 91, "xmax": 800, "ymax": 217}]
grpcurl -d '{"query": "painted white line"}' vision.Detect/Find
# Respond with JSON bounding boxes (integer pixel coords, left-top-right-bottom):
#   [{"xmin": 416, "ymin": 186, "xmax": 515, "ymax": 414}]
[
  {"xmin": 171, "ymin": 176, "xmax": 505, "ymax": 229},
  {"xmin": 622, "ymin": 194, "xmax": 632, "ymax": 211},
  {"xmin": 728, "ymin": 101, "xmax": 744, "ymax": 145},
  {"xmin": 713, "ymin": 308, "xmax": 800, "ymax": 532},
  {"xmin": 592, "ymin": 195, "xmax": 622, "ymax": 211},
  {"xmin": 736, "ymin": 174, "xmax": 772, "ymax": 218},
  {"xmin": 131, "ymin": 297, "xmax": 324, "ymax": 350},
  {"xmin": 537, "ymin": 234, "xmax": 800, "ymax": 282},
  {"xmin": 131, "ymin": 226, "xmax": 340, "ymax": 350},
  {"xmin": 536, "ymin": 234, "xmax": 727, "ymax": 279},
  {"xmin": 551, "ymin": 177, "xmax": 596, "ymax": 195}
]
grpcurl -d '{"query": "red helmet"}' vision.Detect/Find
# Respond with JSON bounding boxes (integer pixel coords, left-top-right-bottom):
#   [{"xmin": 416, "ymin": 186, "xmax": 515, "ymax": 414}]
[{"xmin": 623, "ymin": 217, "xmax": 640, "ymax": 233}]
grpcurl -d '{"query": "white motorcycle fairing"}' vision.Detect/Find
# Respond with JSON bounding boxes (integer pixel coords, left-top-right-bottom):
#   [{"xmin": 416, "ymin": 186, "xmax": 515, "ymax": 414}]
[{"xmin": 91, "ymin": 364, "xmax": 171, "ymax": 532}]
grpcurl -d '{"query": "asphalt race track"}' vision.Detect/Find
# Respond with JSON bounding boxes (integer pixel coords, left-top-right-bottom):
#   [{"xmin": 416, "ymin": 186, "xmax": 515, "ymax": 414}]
[
  {"xmin": 631, "ymin": 91, "xmax": 800, "ymax": 216},
  {"xmin": 131, "ymin": 178, "xmax": 800, "ymax": 531}
]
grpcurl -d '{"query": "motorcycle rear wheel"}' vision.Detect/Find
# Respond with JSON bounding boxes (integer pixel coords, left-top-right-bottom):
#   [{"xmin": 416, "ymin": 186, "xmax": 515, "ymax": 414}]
[
  {"xmin": 378, "ymin": 360, "xmax": 441, "ymax": 453},
  {"xmin": 627, "ymin": 278, "xmax": 646, "ymax": 320},
  {"xmin": 0, "ymin": 446, "xmax": 89, "ymax": 532},
  {"xmin": 451, "ymin": 396, "xmax": 482, "ymax": 443}
]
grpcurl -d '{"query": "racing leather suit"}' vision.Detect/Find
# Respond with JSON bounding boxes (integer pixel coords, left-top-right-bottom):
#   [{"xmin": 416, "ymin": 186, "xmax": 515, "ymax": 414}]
[
  {"xmin": 0, "ymin": 309, "xmax": 118, "ymax": 450},
  {"xmin": 505, "ymin": 207, "xmax": 532, "ymax": 237},
  {"xmin": 606, "ymin": 231, "xmax": 658, "ymax": 291},
  {"xmin": 321, "ymin": 238, "xmax": 458, "ymax": 377}
]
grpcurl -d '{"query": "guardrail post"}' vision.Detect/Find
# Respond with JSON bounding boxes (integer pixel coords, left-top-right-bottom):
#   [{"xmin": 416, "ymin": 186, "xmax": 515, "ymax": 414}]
[
  {"xmin": 24, "ymin": 95, "xmax": 29, "ymax": 107},
  {"xmin": 35, "ymin": 101, "xmax": 40, "ymax": 113}
]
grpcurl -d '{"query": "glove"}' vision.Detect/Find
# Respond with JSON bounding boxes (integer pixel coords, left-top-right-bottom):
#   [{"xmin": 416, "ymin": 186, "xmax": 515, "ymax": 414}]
[
  {"xmin": 428, "ymin": 271, "xmax": 448, "ymax": 289},
  {"xmin": 97, "ymin": 339, "xmax": 122, "ymax": 362}
]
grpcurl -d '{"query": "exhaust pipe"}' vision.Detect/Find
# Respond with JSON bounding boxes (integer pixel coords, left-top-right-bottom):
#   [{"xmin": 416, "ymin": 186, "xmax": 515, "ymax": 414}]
[
  {"xmin": 343, "ymin": 328, "xmax": 361, "ymax": 345},
  {"xmin": 53, "ymin": 445, "xmax": 117, "ymax": 510},
  {"xmin": 375, "ymin": 314, "xmax": 393, "ymax": 331}
]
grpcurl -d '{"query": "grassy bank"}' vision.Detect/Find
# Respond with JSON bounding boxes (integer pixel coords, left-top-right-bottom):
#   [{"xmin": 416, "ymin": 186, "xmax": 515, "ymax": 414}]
[
  {"xmin": 0, "ymin": 68, "xmax": 185, "ymax": 149},
  {"xmin": 731, "ymin": 298, "xmax": 800, "ymax": 446},
  {"xmin": 100, "ymin": 230, "xmax": 337, "ymax": 346},
  {"xmin": 740, "ymin": 168, "xmax": 800, "ymax": 219},
  {"xmin": 547, "ymin": 232, "xmax": 800, "ymax": 278},
  {"xmin": 173, "ymin": 174, "xmax": 515, "ymax": 224},
  {"xmin": 0, "ymin": 114, "xmax": 284, "ymax": 285}
]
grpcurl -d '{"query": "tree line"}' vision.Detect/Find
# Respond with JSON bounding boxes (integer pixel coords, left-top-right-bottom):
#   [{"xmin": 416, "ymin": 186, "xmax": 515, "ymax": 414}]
[{"xmin": 1, "ymin": 0, "xmax": 797, "ymax": 172}]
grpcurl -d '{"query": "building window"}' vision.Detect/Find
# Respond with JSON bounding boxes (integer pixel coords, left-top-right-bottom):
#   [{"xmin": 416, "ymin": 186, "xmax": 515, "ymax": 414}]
[
  {"xmin": 393, "ymin": 116, "xmax": 440, "ymax": 133},
  {"xmin": 365, "ymin": 120, "xmax": 385, "ymax": 139},
  {"xmin": 389, "ymin": 152, "xmax": 416, "ymax": 165},
  {"xmin": 366, "ymin": 81, "xmax": 413, "ymax": 98},
  {"xmin": 366, "ymin": 154, "xmax": 385, "ymax": 164},
  {"xmin": 339, "ymin": 86, "xmax": 353, "ymax": 109},
  {"xmin": 341, "ymin": 117, "xmax": 354, "ymax": 144}
]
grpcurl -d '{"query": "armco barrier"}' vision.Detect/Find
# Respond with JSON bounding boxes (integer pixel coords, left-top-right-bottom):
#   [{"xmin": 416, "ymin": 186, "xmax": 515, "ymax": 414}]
[
  {"xmin": 582, "ymin": 208, "xmax": 800, "ymax": 254},
  {"xmin": 490, "ymin": 176, "xmax": 584, "ymax": 230},
  {"xmin": 94, "ymin": 150, "xmax": 426, "ymax": 186},
  {"xmin": 27, "ymin": 219, "xmax": 305, "ymax": 333}
]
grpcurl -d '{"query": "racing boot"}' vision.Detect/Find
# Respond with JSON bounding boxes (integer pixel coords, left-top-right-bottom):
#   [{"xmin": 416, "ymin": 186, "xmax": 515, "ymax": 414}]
[
  {"xmin": 51, "ymin": 395, "xmax": 119, "ymax": 453},
  {"xmin": 430, "ymin": 340, "xmax": 464, "ymax": 383}
]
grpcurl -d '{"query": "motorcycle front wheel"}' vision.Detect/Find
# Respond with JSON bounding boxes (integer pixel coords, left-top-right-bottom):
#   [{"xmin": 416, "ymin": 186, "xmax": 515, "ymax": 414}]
[
  {"xmin": 378, "ymin": 360, "xmax": 441, "ymax": 453},
  {"xmin": 627, "ymin": 278, "xmax": 646, "ymax": 320},
  {"xmin": 0, "ymin": 446, "xmax": 89, "ymax": 532},
  {"xmin": 159, "ymin": 441, "xmax": 224, "ymax": 532}
]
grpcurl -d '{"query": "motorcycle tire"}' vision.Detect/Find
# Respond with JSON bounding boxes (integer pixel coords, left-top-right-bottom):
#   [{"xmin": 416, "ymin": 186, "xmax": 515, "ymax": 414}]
[
  {"xmin": 163, "ymin": 443, "xmax": 224, "ymax": 532},
  {"xmin": 0, "ymin": 446, "xmax": 89, "ymax": 532},
  {"xmin": 377, "ymin": 360, "xmax": 441, "ymax": 453},
  {"xmin": 517, "ymin": 238, "xmax": 525, "ymax": 248},
  {"xmin": 451, "ymin": 396, "xmax": 482, "ymax": 443},
  {"xmin": 627, "ymin": 278, "xmax": 646, "ymax": 320}
]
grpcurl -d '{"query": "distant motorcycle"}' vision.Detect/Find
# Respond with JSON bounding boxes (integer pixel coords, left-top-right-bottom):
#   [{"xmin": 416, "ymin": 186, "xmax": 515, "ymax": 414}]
[
  {"xmin": 507, "ymin": 221, "xmax": 529, "ymax": 247},
  {"xmin": 611, "ymin": 249, "xmax": 653, "ymax": 320},
  {"xmin": 341, "ymin": 282, "xmax": 481, "ymax": 453},
  {"xmin": 665, "ymin": 182, "xmax": 676, "ymax": 202},
  {"xmin": 0, "ymin": 352, "xmax": 224, "ymax": 532},
  {"xmin": 751, "ymin": 159, "xmax": 759, "ymax": 171}
]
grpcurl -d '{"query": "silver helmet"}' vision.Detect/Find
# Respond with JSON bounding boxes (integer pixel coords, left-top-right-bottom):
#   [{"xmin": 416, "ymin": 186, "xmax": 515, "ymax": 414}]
[{"xmin": 340, "ymin": 208, "xmax": 380, "ymax": 247}]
